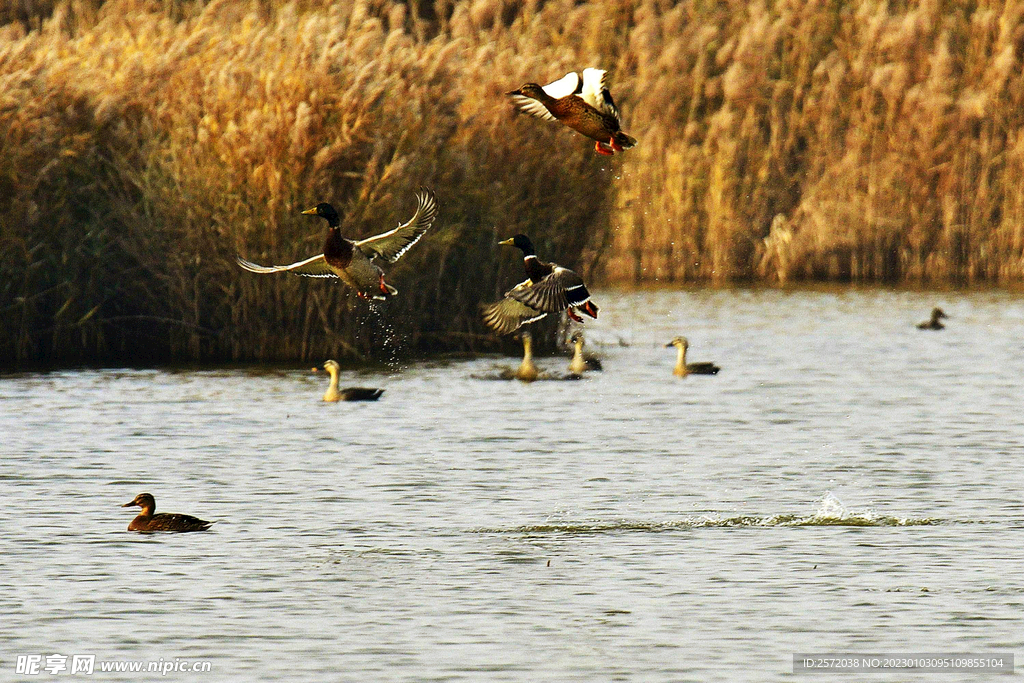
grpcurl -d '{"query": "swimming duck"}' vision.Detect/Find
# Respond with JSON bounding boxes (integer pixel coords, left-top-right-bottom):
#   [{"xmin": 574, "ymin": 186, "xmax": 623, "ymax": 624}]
[
  {"xmin": 122, "ymin": 493, "xmax": 212, "ymax": 533},
  {"xmin": 508, "ymin": 68, "xmax": 636, "ymax": 155},
  {"xmin": 237, "ymin": 188, "xmax": 438, "ymax": 300},
  {"xmin": 917, "ymin": 307, "xmax": 948, "ymax": 330},
  {"xmin": 498, "ymin": 331, "xmax": 540, "ymax": 382},
  {"xmin": 318, "ymin": 360, "xmax": 384, "ymax": 401},
  {"xmin": 666, "ymin": 337, "xmax": 720, "ymax": 377},
  {"xmin": 567, "ymin": 332, "xmax": 602, "ymax": 376},
  {"xmin": 482, "ymin": 234, "xmax": 599, "ymax": 335}
]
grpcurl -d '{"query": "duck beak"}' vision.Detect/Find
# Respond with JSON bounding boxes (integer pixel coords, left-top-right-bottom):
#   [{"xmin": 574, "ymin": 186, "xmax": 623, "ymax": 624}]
[
  {"xmin": 301, "ymin": 207, "xmax": 318, "ymax": 215},
  {"xmin": 664, "ymin": 342, "xmax": 674, "ymax": 348},
  {"xmin": 122, "ymin": 501, "xmax": 137, "ymax": 508},
  {"xmin": 506, "ymin": 88, "xmax": 521, "ymax": 96},
  {"xmin": 499, "ymin": 238, "xmax": 515, "ymax": 246}
]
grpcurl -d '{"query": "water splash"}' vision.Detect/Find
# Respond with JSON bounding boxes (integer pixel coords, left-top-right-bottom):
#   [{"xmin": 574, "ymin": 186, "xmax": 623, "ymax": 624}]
[
  {"xmin": 366, "ymin": 301, "xmax": 403, "ymax": 374},
  {"xmin": 474, "ymin": 494, "xmax": 941, "ymax": 534}
]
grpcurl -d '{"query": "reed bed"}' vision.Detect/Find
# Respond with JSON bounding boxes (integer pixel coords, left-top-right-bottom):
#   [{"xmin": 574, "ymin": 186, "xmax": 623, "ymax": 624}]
[{"xmin": 3, "ymin": 0, "xmax": 1024, "ymax": 366}]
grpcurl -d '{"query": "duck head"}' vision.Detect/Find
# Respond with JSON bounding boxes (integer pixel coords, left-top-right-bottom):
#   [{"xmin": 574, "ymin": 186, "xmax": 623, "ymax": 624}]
[
  {"xmin": 665, "ymin": 336, "xmax": 689, "ymax": 350},
  {"xmin": 507, "ymin": 83, "xmax": 546, "ymax": 100},
  {"xmin": 932, "ymin": 307, "xmax": 948, "ymax": 320},
  {"xmin": 122, "ymin": 492, "xmax": 155, "ymax": 514},
  {"xmin": 570, "ymin": 332, "xmax": 584, "ymax": 347},
  {"xmin": 301, "ymin": 202, "xmax": 340, "ymax": 227},
  {"xmin": 499, "ymin": 234, "xmax": 536, "ymax": 256}
]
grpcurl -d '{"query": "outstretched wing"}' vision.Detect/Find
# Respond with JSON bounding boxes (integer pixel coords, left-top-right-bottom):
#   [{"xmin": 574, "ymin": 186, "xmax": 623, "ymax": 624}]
[
  {"xmin": 507, "ymin": 267, "xmax": 591, "ymax": 313},
  {"xmin": 482, "ymin": 281, "xmax": 547, "ymax": 335},
  {"xmin": 542, "ymin": 71, "xmax": 581, "ymax": 99},
  {"xmin": 581, "ymin": 68, "xmax": 619, "ymax": 119},
  {"xmin": 356, "ymin": 188, "xmax": 439, "ymax": 263},
  {"xmin": 236, "ymin": 254, "xmax": 337, "ymax": 278},
  {"xmin": 509, "ymin": 94, "xmax": 557, "ymax": 122}
]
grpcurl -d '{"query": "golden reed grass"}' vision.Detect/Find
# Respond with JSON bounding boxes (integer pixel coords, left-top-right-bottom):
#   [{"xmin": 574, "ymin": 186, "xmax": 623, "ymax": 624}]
[{"xmin": 2, "ymin": 0, "xmax": 1022, "ymax": 365}]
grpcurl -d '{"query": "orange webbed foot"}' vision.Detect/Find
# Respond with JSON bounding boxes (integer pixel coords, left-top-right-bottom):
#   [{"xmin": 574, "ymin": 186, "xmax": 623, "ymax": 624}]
[
  {"xmin": 566, "ymin": 308, "xmax": 584, "ymax": 323},
  {"xmin": 594, "ymin": 141, "xmax": 614, "ymax": 156},
  {"xmin": 609, "ymin": 137, "xmax": 624, "ymax": 153}
]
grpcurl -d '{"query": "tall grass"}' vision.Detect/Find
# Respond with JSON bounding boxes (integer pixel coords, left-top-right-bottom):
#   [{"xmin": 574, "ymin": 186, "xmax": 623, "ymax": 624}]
[{"xmin": 3, "ymin": 0, "xmax": 1024, "ymax": 366}]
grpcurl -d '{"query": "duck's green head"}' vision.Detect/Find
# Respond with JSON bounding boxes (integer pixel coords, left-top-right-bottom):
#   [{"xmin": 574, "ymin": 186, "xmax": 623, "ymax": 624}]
[
  {"xmin": 507, "ymin": 83, "xmax": 546, "ymax": 100},
  {"xmin": 302, "ymin": 202, "xmax": 340, "ymax": 226},
  {"xmin": 123, "ymin": 492, "xmax": 155, "ymax": 511},
  {"xmin": 499, "ymin": 234, "xmax": 536, "ymax": 256}
]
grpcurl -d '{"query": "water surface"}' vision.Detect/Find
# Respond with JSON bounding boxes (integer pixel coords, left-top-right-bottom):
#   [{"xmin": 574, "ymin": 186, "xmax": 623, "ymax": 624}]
[{"xmin": 2, "ymin": 289, "xmax": 1022, "ymax": 681}]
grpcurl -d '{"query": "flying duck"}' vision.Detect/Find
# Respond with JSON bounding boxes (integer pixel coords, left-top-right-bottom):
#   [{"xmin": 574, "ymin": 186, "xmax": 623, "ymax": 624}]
[
  {"xmin": 237, "ymin": 188, "xmax": 438, "ymax": 300},
  {"xmin": 482, "ymin": 234, "xmax": 599, "ymax": 335},
  {"xmin": 666, "ymin": 337, "xmax": 720, "ymax": 377},
  {"xmin": 567, "ymin": 332, "xmax": 602, "ymax": 376},
  {"xmin": 507, "ymin": 68, "xmax": 636, "ymax": 155},
  {"xmin": 122, "ymin": 493, "xmax": 212, "ymax": 533},
  {"xmin": 917, "ymin": 307, "xmax": 948, "ymax": 330},
  {"xmin": 318, "ymin": 360, "xmax": 384, "ymax": 401}
]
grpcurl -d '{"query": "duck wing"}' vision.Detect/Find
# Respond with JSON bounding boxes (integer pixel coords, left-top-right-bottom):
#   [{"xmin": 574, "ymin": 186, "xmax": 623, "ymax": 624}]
[
  {"xmin": 482, "ymin": 282, "xmax": 548, "ymax": 335},
  {"xmin": 687, "ymin": 362, "xmax": 720, "ymax": 375},
  {"xmin": 508, "ymin": 266, "xmax": 591, "ymax": 313},
  {"xmin": 355, "ymin": 188, "xmax": 439, "ymax": 263},
  {"xmin": 542, "ymin": 71, "xmax": 581, "ymax": 99},
  {"xmin": 581, "ymin": 68, "xmax": 619, "ymax": 119},
  {"xmin": 236, "ymin": 254, "xmax": 337, "ymax": 278}
]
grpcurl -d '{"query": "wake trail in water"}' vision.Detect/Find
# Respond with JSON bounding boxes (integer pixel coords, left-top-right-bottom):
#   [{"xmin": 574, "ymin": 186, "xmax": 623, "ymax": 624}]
[{"xmin": 474, "ymin": 493, "xmax": 943, "ymax": 534}]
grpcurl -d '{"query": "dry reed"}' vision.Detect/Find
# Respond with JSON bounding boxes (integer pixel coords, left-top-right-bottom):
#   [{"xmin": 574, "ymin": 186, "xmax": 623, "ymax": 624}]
[{"xmin": 3, "ymin": 0, "xmax": 1024, "ymax": 367}]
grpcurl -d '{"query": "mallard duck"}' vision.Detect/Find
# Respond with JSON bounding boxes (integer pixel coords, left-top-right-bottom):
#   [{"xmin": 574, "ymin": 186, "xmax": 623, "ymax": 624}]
[
  {"xmin": 482, "ymin": 234, "xmax": 599, "ymax": 334},
  {"xmin": 499, "ymin": 331, "xmax": 540, "ymax": 382},
  {"xmin": 567, "ymin": 332, "xmax": 602, "ymax": 376},
  {"xmin": 122, "ymin": 493, "xmax": 212, "ymax": 533},
  {"xmin": 237, "ymin": 188, "xmax": 438, "ymax": 300},
  {"xmin": 317, "ymin": 360, "xmax": 383, "ymax": 401},
  {"xmin": 917, "ymin": 307, "xmax": 948, "ymax": 330},
  {"xmin": 666, "ymin": 337, "xmax": 720, "ymax": 377},
  {"xmin": 508, "ymin": 68, "xmax": 636, "ymax": 155}
]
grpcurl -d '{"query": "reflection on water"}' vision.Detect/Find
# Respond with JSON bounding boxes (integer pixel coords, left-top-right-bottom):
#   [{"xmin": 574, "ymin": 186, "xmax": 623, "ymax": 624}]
[{"xmin": 1, "ymin": 288, "xmax": 1023, "ymax": 682}]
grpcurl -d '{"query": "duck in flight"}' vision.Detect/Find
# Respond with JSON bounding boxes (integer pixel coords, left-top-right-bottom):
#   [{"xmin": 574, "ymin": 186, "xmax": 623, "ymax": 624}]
[
  {"xmin": 482, "ymin": 234, "xmax": 599, "ymax": 335},
  {"xmin": 917, "ymin": 307, "xmax": 948, "ymax": 330},
  {"xmin": 122, "ymin": 493, "xmax": 212, "ymax": 533},
  {"xmin": 666, "ymin": 337, "xmax": 720, "ymax": 377},
  {"xmin": 237, "ymin": 188, "xmax": 438, "ymax": 300},
  {"xmin": 507, "ymin": 68, "xmax": 636, "ymax": 156}
]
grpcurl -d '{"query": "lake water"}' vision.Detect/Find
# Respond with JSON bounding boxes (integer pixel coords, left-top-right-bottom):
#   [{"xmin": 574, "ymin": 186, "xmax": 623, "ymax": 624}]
[{"xmin": 1, "ymin": 288, "xmax": 1022, "ymax": 681}]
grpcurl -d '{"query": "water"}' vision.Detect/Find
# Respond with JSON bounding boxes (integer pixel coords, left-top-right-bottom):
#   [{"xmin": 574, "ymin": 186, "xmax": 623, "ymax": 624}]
[{"xmin": 2, "ymin": 288, "xmax": 1022, "ymax": 681}]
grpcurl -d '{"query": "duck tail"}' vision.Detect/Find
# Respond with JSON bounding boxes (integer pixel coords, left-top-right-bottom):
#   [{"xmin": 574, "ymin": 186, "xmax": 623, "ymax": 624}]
[{"xmin": 613, "ymin": 131, "xmax": 637, "ymax": 149}]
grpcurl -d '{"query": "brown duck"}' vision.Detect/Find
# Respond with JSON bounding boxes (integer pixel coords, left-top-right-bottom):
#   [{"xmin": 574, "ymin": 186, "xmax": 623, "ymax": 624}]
[
  {"xmin": 237, "ymin": 188, "xmax": 438, "ymax": 300},
  {"xmin": 482, "ymin": 234, "xmax": 599, "ymax": 335},
  {"xmin": 917, "ymin": 307, "xmax": 948, "ymax": 330},
  {"xmin": 122, "ymin": 493, "xmax": 212, "ymax": 533},
  {"xmin": 508, "ymin": 68, "xmax": 636, "ymax": 156}
]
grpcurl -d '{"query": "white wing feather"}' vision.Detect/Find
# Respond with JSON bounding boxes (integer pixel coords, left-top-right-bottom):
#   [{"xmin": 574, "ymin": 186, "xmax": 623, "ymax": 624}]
[
  {"xmin": 581, "ymin": 68, "xmax": 619, "ymax": 118},
  {"xmin": 236, "ymin": 254, "xmax": 337, "ymax": 278},
  {"xmin": 542, "ymin": 71, "xmax": 581, "ymax": 99}
]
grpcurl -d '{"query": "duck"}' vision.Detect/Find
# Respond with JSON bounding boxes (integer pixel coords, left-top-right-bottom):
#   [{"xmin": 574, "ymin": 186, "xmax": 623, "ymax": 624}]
[
  {"xmin": 666, "ymin": 337, "xmax": 720, "ymax": 377},
  {"xmin": 237, "ymin": 188, "xmax": 438, "ymax": 300},
  {"xmin": 482, "ymin": 234, "xmax": 599, "ymax": 335},
  {"xmin": 567, "ymin": 332, "xmax": 602, "ymax": 376},
  {"xmin": 507, "ymin": 68, "xmax": 636, "ymax": 155},
  {"xmin": 317, "ymin": 360, "xmax": 384, "ymax": 401},
  {"xmin": 917, "ymin": 307, "xmax": 948, "ymax": 330},
  {"xmin": 122, "ymin": 493, "xmax": 212, "ymax": 533},
  {"xmin": 499, "ymin": 331, "xmax": 540, "ymax": 382}
]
